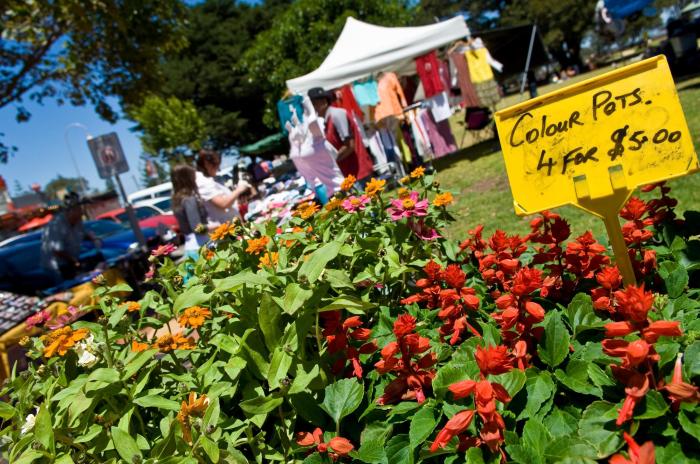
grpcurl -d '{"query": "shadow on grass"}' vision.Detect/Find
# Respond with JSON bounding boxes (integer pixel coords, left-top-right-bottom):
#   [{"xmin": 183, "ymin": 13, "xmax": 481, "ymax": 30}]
[{"xmin": 433, "ymin": 134, "xmax": 501, "ymax": 172}]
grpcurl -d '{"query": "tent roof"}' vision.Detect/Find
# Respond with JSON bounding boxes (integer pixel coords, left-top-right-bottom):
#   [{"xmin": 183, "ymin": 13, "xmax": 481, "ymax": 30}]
[{"xmin": 286, "ymin": 16, "xmax": 469, "ymax": 94}]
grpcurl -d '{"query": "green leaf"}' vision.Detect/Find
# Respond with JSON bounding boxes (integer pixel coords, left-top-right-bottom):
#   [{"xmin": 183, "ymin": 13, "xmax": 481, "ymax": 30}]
[
  {"xmin": 587, "ymin": 363, "xmax": 615, "ymax": 388},
  {"xmin": 490, "ymin": 368, "xmax": 526, "ymax": 397},
  {"xmin": 299, "ymin": 240, "xmax": 342, "ymax": 283},
  {"xmin": 635, "ymin": 390, "xmax": 668, "ymax": 419},
  {"xmin": 544, "ymin": 408, "xmax": 579, "ymax": 438},
  {"xmin": 122, "ymin": 350, "xmax": 156, "ymax": 380},
  {"xmin": 683, "ymin": 342, "xmax": 700, "ymax": 380},
  {"xmin": 324, "ymin": 269, "xmax": 354, "ymax": 290},
  {"xmin": 273, "ymin": 283, "xmax": 313, "ymax": 316},
  {"xmin": 0, "ymin": 400, "xmax": 16, "ymax": 419},
  {"xmin": 658, "ymin": 261, "xmax": 688, "ymax": 298},
  {"xmin": 259, "ymin": 294, "xmax": 282, "ymax": 352},
  {"xmin": 54, "ymin": 454, "xmax": 75, "ymax": 464},
  {"xmin": 432, "ymin": 363, "xmax": 477, "ymax": 400},
  {"xmin": 319, "ymin": 295, "xmax": 376, "ymax": 314},
  {"xmin": 267, "ymin": 348, "xmax": 293, "ymax": 390},
  {"xmin": 108, "ymin": 303, "xmax": 128, "ymax": 328},
  {"xmin": 107, "ymin": 283, "xmax": 133, "ymax": 294},
  {"xmin": 521, "ymin": 419, "xmax": 550, "ymax": 464},
  {"xmin": 111, "ymin": 426, "xmax": 142, "ymax": 462},
  {"xmin": 289, "ymin": 364, "xmax": 320, "ymax": 395},
  {"xmin": 555, "ymin": 360, "xmax": 602, "ymax": 397},
  {"xmin": 678, "ymin": 410, "xmax": 700, "ymax": 442},
  {"xmin": 133, "ymin": 394, "xmax": 181, "ymax": 411},
  {"xmin": 239, "ymin": 394, "xmax": 283, "ymax": 415},
  {"xmin": 200, "ymin": 436, "xmax": 220, "ymax": 463},
  {"xmin": 409, "ymin": 406, "xmax": 437, "ymax": 449},
  {"xmin": 544, "ymin": 437, "xmax": 598, "ymax": 462},
  {"xmin": 35, "ymin": 403, "xmax": 54, "ymax": 454},
  {"xmin": 385, "ymin": 435, "xmax": 412, "ymax": 464},
  {"xmin": 538, "ymin": 311, "xmax": 570, "ymax": 367},
  {"xmin": 321, "ymin": 378, "xmax": 364, "ymax": 425},
  {"xmin": 88, "ymin": 368, "xmax": 120, "ymax": 384},
  {"xmin": 518, "ymin": 371, "xmax": 556, "ymax": 420},
  {"xmin": 578, "ymin": 401, "xmax": 622, "ymax": 458},
  {"xmin": 352, "ymin": 439, "xmax": 387, "ymax": 463},
  {"xmin": 213, "ymin": 270, "xmax": 270, "ymax": 291},
  {"xmin": 13, "ymin": 450, "xmax": 44, "ymax": 464},
  {"xmin": 565, "ymin": 293, "xmax": 604, "ymax": 337},
  {"xmin": 173, "ymin": 284, "xmax": 211, "ymax": 313}
]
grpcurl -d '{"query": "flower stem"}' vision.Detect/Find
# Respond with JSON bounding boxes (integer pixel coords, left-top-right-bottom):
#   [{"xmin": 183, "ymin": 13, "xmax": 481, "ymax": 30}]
[{"xmin": 101, "ymin": 324, "xmax": 114, "ymax": 369}]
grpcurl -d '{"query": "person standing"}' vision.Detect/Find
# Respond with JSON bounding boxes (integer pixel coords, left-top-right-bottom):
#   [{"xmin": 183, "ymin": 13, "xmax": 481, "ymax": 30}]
[
  {"xmin": 171, "ymin": 165, "xmax": 212, "ymax": 259},
  {"xmin": 308, "ymin": 87, "xmax": 374, "ymax": 182},
  {"xmin": 195, "ymin": 149, "xmax": 251, "ymax": 224}
]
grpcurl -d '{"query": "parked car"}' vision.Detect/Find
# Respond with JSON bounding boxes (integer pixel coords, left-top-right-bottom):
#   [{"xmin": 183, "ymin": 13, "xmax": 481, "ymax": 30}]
[
  {"xmin": 0, "ymin": 220, "xmax": 162, "ymax": 295},
  {"xmin": 133, "ymin": 196, "xmax": 173, "ymax": 214},
  {"xmin": 97, "ymin": 205, "xmax": 179, "ymax": 233},
  {"xmin": 127, "ymin": 182, "xmax": 172, "ymax": 204}
]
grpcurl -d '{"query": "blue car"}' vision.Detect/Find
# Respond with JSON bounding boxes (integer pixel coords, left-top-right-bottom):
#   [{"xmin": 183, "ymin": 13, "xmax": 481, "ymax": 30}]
[{"xmin": 0, "ymin": 220, "xmax": 161, "ymax": 295}]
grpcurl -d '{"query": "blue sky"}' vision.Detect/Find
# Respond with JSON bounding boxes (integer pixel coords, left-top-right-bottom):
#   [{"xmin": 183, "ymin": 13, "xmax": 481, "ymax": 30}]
[{"xmin": 0, "ymin": 99, "xmax": 145, "ymax": 197}]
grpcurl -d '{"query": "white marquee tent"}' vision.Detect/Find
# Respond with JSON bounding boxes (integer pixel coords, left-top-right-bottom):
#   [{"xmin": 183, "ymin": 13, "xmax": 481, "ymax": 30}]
[{"xmin": 286, "ymin": 16, "xmax": 470, "ymax": 95}]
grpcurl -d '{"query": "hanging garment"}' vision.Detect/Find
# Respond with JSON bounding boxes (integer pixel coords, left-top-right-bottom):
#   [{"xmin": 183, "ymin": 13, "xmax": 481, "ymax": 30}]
[
  {"xmin": 375, "ymin": 72, "xmax": 408, "ymax": 122},
  {"xmin": 449, "ymin": 52, "xmax": 481, "ymax": 108},
  {"xmin": 419, "ymin": 109, "xmax": 457, "ymax": 158},
  {"xmin": 415, "ymin": 51, "xmax": 445, "ymax": 98},
  {"xmin": 332, "ymin": 85, "xmax": 364, "ymax": 119},
  {"xmin": 464, "ymin": 38, "xmax": 504, "ymax": 84},
  {"xmin": 474, "ymin": 79, "xmax": 501, "ymax": 107},
  {"xmin": 277, "ymin": 95, "xmax": 304, "ymax": 133},
  {"xmin": 324, "ymin": 106, "xmax": 374, "ymax": 180},
  {"xmin": 400, "ymin": 75, "xmax": 418, "ymax": 106},
  {"xmin": 438, "ymin": 60, "xmax": 452, "ymax": 95},
  {"xmin": 409, "ymin": 111, "xmax": 432, "ymax": 160},
  {"xmin": 465, "ymin": 107, "xmax": 492, "ymax": 130},
  {"xmin": 367, "ymin": 130, "xmax": 388, "ymax": 167},
  {"xmin": 352, "ymin": 77, "xmax": 380, "ymax": 106},
  {"xmin": 399, "ymin": 121, "xmax": 418, "ymax": 166},
  {"xmin": 289, "ymin": 123, "xmax": 345, "ymax": 195},
  {"xmin": 427, "ymin": 92, "xmax": 452, "ymax": 123}
]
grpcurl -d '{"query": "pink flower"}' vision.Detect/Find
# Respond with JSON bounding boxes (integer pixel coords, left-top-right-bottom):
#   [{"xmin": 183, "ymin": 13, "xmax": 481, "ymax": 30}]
[
  {"xmin": 25, "ymin": 309, "xmax": 52, "ymax": 329},
  {"xmin": 408, "ymin": 219, "xmax": 441, "ymax": 240},
  {"xmin": 342, "ymin": 195, "xmax": 370, "ymax": 213},
  {"xmin": 387, "ymin": 191, "xmax": 428, "ymax": 220},
  {"xmin": 151, "ymin": 243, "xmax": 176, "ymax": 257},
  {"xmin": 144, "ymin": 264, "xmax": 156, "ymax": 280},
  {"xmin": 46, "ymin": 306, "xmax": 85, "ymax": 330}
]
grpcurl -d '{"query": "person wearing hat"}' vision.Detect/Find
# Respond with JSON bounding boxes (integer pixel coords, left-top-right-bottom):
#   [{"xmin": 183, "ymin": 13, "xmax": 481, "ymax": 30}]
[
  {"xmin": 40, "ymin": 192, "xmax": 96, "ymax": 284},
  {"xmin": 308, "ymin": 87, "xmax": 374, "ymax": 182}
]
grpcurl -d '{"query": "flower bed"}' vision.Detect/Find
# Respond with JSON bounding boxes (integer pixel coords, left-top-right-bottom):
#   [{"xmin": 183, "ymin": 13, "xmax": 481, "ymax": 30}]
[{"xmin": 2, "ymin": 171, "xmax": 699, "ymax": 463}]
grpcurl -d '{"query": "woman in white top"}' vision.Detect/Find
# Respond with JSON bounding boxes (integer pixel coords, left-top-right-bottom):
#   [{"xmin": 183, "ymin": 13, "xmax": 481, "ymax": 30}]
[{"xmin": 195, "ymin": 149, "xmax": 250, "ymax": 224}]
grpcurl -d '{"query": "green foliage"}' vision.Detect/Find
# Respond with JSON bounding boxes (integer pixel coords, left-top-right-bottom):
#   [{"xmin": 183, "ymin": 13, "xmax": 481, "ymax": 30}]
[{"xmin": 43, "ymin": 175, "xmax": 89, "ymax": 200}]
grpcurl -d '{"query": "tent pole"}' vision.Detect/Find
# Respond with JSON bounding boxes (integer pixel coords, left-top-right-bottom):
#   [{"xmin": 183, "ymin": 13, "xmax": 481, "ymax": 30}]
[{"xmin": 519, "ymin": 25, "xmax": 537, "ymax": 95}]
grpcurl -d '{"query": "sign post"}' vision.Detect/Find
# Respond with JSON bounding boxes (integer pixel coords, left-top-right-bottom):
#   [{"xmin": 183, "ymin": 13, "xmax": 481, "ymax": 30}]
[
  {"xmin": 495, "ymin": 55, "xmax": 699, "ymax": 285},
  {"xmin": 87, "ymin": 132, "xmax": 146, "ymax": 249}
]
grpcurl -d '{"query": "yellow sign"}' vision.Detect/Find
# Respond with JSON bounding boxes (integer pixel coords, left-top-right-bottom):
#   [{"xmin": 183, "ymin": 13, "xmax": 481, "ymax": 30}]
[{"xmin": 495, "ymin": 55, "xmax": 698, "ymax": 216}]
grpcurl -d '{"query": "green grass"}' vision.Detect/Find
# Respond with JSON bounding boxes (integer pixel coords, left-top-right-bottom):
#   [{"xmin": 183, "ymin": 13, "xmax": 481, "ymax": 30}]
[{"xmin": 437, "ymin": 72, "xmax": 700, "ymax": 242}]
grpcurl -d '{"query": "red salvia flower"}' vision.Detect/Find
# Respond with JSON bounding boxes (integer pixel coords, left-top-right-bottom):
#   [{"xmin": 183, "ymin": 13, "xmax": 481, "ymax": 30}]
[
  {"xmin": 564, "ymin": 231, "xmax": 610, "ymax": 279},
  {"xmin": 296, "ymin": 428, "xmax": 354, "ymax": 459},
  {"xmin": 609, "ymin": 432, "xmax": 655, "ymax": 464},
  {"xmin": 614, "ymin": 284, "xmax": 655, "ymax": 323},
  {"xmin": 430, "ymin": 409, "xmax": 476, "ymax": 452},
  {"xmin": 662, "ymin": 354, "xmax": 700, "ymax": 411},
  {"xmin": 475, "ymin": 345, "xmax": 514, "ymax": 376},
  {"xmin": 491, "ymin": 267, "xmax": 546, "ymax": 347},
  {"xmin": 321, "ymin": 312, "xmax": 377, "ymax": 379}
]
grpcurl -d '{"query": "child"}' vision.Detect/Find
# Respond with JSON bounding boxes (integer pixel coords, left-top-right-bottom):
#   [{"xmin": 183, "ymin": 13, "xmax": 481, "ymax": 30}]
[{"xmin": 171, "ymin": 164, "xmax": 213, "ymax": 259}]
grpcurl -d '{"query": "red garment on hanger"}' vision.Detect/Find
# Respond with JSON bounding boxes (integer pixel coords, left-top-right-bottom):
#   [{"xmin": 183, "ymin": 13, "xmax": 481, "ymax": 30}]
[
  {"xmin": 332, "ymin": 85, "xmax": 364, "ymax": 119},
  {"xmin": 415, "ymin": 51, "xmax": 445, "ymax": 98},
  {"xmin": 325, "ymin": 109, "xmax": 374, "ymax": 180}
]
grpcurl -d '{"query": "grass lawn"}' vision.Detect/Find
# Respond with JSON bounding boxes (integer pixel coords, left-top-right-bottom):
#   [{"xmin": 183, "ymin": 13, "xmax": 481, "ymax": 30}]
[{"xmin": 436, "ymin": 70, "xmax": 700, "ymax": 243}]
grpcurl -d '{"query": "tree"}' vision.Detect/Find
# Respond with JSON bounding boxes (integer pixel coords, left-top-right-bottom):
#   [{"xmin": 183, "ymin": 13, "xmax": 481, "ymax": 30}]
[
  {"xmin": 12, "ymin": 180, "xmax": 28, "ymax": 196},
  {"xmin": 243, "ymin": 0, "xmax": 415, "ymax": 129},
  {"xmin": 104, "ymin": 177, "xmax": 116, "ymax": 193},
  {"xmin": 43, "ymin": 176, "xmax": 89, "ymax": 201},
  {"xmin": 128, "ymin": 95, "xmax": 206, "ymax": 163},
  {"xmin": 158, "ymin": 0, "xmax": 290, "ymax": 148},
  {"xmin": 0, "ymin": 1, "xmax": 186, "ymax": 160}
]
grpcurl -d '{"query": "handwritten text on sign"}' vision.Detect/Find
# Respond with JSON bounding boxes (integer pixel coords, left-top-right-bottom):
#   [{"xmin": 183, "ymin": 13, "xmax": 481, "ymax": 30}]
[{"xmin": 494, "ymin": 56, "xmax": 698, "ymax": 215}]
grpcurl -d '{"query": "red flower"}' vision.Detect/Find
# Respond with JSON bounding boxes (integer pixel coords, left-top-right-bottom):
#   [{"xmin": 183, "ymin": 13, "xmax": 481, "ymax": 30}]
[
  {"xmin": 443, "ymin": 264, "xmax": 466, "ymax": 289},
  {"xmin": 393, "ymin": 314, "xmax": 417, "ymax": 337},
  {"xmin": 617, "ymin": 373, "xmax": 650, "ymax": 425},
  {"xmin": 614, "ymin": 284, "xmax": 654, "ymax": 323},
  {"xmin": 609, "ymin": 432, "xmax": 655, "ymax": 464},
  {"xmin": 598, "ymin": 266, "xmax": 622, "ymax": 289},
  {"xmin": 620, "ymin": 197, "xmax": 648, "ymax": 221},
  {"xmin": 509, "ymin": 267, "xmax": 542, "ymax": 297},
  {"xmin": 564, "ymin": 231, "xmax": 610, "ymax": 279},
  {"xmin": 328, "ymin": 437, "xmax": 354, "ymax": 456},
  {"xmin": 296, "ymin": 428, "xmax": 354, "ymax": 458},
  {"xmin": 605, "ymin": 321, "xmax": 635, "ymax": 337},
  {"xmin": 321, "ymin": 312, "xmax": 377, "ymax": 379},
  {"xmin": 641, "ymin": 321, "xmax": 682, "ymax": 343},
  {"xmin": 475, "ymin": 345, "xmax": 513, "ymax": 376},
  {"xmin": 602, "ymin": 339, "xmax": 654, "ymax": 369},
  {"xmin": 662, "ymin": 354, "xmax": 700, "ymax": 410},
  {"xmin": 430, "ymin": 409, "xmax": 476, "ymax": 452}
]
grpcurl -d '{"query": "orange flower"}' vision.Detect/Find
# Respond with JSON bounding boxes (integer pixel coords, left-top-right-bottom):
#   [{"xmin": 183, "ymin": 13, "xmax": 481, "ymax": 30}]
[
  {"xmin": 205, "ymin": 250, "xmax": 215, "ymax": 260},
  {"xmin": 177, "ymin": 392, "xmax": 209, "ymax": 444},
  {"xmin": 246, "ymin": 236, "xmax": 270, "ymax": 255},
  {"xmin": 209, "ymin": 222, "xmax": 236, "ymax": 241},
  {"xmin": 41, "ymin": 327, "xmax": 89, "ymax": 358},
  {"xmin": 153, "ymin": 332, "xmax": 195, "ymax": 352},
  {"xmin": 258, "ymin": 251, "xmax": 279, "ymax": 269},
  {"xmin": 410, "ymin": 166, "xmax": 425, "ymax": 179},
  {"xmin": 131, "ymin": 340, "xmax": 149, "ymax": 353},
  {"xmin": 340, "ymin": 175, "xmax": 356, "ymax": 191},
  {"xmin": 178, "ymin": 306, "xmax": 212, "ymax": 329},
  {"xmin": 399, "ymin": 176, "xmax": 410, "ymax": 184},
  {"xmin": 364, "ymin": 178, "xmax": 386, "ymax": 197},
  {"xmin": 324, "ymin": 196, "xmax": 343, "ymax": 213},
  {"xmin": 124, "ymin": 301, "xmax": 141, "ymax": 313},
  {"xmin": 397, "ymin": 187, "xmax": 410, "ymax": 199},
  {"xmin": 295, "ymin": 201, "xmax": 320, "ymax": 220},
  {"xmin": 433, "ymin": 192, "xmax": 454, "ymax": 207}
]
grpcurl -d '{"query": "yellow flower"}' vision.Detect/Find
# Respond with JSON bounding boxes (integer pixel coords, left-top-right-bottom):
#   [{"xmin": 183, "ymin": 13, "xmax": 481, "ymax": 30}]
[
  {"xmin": 258, "ymin": 251, "xmax": 279, "ymax": 269},
  {"xmin": 397, "ymin": 187, "xmax": 410, "ymax": 199},
  {"xmin": 178, "ymin": 306, "xmax": 212, "ymax": 329},
  {"xmin": 153, "ymin": 332, "xmax": 195, "ymax": 352},
  {"xmin": 294, "ymin": 201, "xmax": 320, "ymax": 220},
  {"xmin": 246, "ymin": 236, "xmax": 270, "ymax": 255},
  {"xmin": 124, "ymin": 301, "xmax": 141, "ymax": 313},
  {"xmin": 41, "ymin": 327, "xmax": 89, "ymax": 358},
  {"xmin": 131, "ymin": 340, "xmax": 149, "ymax": 353},
  {"xmin": 209, "ymin": 222, "xmax": 236, "ymax": 241},
  {"xmin": 364, "ymin": 178, "xmax": 386, "ymax": 197},
  {"xmin": 433, "ymin": 192, "xmax": 454, "ymax": 207},
  {"xmin": 324, "ymin": 196, "xmax": 343, "ymax": 212},
  {"xmin": 399, "ymin": 176, "xmax": 410, "ymax": 184},
  {"xmin": 340, "ymin": 175, "xmax": 356, "ymax": 191},
  {"xmin": 178, "ymin": 392, "xmax": 209, "ymax": 444},
  {"xmin": 410, "ymin": 166, "xmax": 425, "ymax": 179}
]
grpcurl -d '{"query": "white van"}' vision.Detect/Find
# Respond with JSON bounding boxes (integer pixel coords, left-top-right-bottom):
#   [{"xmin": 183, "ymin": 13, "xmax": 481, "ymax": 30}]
[{"xmin": 127, "ymin": 182, "xmax": 172, "ymax": 204}]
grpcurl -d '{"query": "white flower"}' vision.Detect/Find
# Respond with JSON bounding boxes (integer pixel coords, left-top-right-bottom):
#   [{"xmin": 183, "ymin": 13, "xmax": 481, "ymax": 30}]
[
  {"xmin": 75, "ymin": 335, "xmax": 99, "ymax": 368},
  {"xmin": 21, "ymin": 413, "xmax": 35, "ymax": 435}
]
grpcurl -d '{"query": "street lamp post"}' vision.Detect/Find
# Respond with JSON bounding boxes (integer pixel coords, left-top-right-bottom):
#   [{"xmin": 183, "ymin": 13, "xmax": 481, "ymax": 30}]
[{"xmin": 64, "ymin": 123, "xmax": 91, "ymax": 193}]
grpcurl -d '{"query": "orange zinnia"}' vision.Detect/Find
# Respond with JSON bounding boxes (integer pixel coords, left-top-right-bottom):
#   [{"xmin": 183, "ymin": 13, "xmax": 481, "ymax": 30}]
[
  {"xmin": 295, "ymin": 201, "xmax": 320, "ymax": 220},
  {"xmin": 178, "ymin": 306, "xmax": 212, "ymax": 329},
  {"xmin": 205, "ymin": 250, "xmax": 215, "ymax": 260},
  {"xmin": 364, "ymin": 178, "xmax": 386, "ymax": 197},
  {"xmin": 340, "ymin": 175, "xmax": 356, "ymax": 192},
  {"xmin": 246, "ymin": 236, "xmax": 270, "ymax": 255},
  {"xmin": 209, "ymin": 222, "xmax": 236, "ymax": 241},
  {"xmin": 325, "ymin": 196, "xmax": 343, "ymax": 212},
  {"xmin": 177, "ymin": 392, "xmax": 209, "ymax": 444},
  {"xmin": 41, "ymin": 326, "xmax": 89, "ymax": 358},
  {"xmin": 410, "ymin": 166, "xmax": 425, "ymax": 178},
  {"xmin": 124, "ymin": 301, "xmax": 141, "ymax": 313},
  {"xmin": 399, "ymin": 176, "xmax": 410, "ymax": 184},
  {"xmin": 258, "ymin": 251, "xmax": 279, "ymax": 269},
  {"xmin": 131, "ymin": 340, "xmax": 149, "ymax": 353},
  {"xmin": 153, "ymin": 332, "xmax": 195, "ymax": 352},
  {"xmin": 397, "ymin": 187, "xmax": 410, "ymax": 199},
  {"xmin": 433, "ymin": 192, "xmax": 454, "ymax": 207}
]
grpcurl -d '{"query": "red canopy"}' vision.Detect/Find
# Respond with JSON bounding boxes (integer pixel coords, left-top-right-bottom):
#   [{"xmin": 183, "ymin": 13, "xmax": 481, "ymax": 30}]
[{"xmin": 18, "ymin": 214, "xmax": 53, "ymax": 232}]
